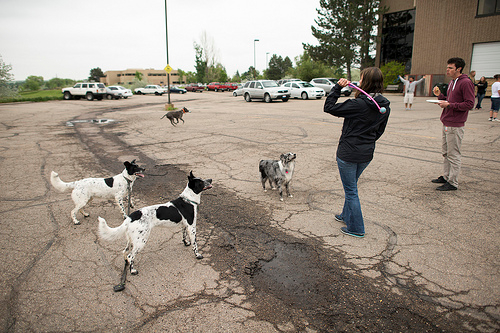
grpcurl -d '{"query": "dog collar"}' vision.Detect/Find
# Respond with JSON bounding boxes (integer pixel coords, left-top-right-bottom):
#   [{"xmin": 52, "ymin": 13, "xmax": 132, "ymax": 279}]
[{"xmin": 181, "ymin": 196, "xmax": 199, "ymax": 205}]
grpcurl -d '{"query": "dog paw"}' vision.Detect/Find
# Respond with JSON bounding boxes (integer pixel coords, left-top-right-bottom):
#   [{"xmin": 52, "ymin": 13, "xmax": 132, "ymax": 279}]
[
  {"xmin": 280, "ymin": 198, "xmax": 284, "ymax": 201},
  {"xmin": 288, "ymin": 194, "xmax": 293, "ymax": 198},
  {"xmin": 263, "ymin": 189, "xmax": 267, "ymax": 192},
  {"xmin": 130, "ymin": 268, "xmax": 138, "ymax": 275},
  {"xmin": 183, "ymin": 241, "xmax": 191, "ymax": 247},
  {"xmin": 196, "ymin": 254, "xmax": 204, "ymax": 260},
  {"xmin": 73, "ymin": 221, "xmax": 81, "ymax": 225}
]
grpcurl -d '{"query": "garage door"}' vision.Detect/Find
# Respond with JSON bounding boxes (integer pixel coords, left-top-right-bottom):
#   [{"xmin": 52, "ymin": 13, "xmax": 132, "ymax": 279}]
[{"xmin": 471, "ymin": 41, "xmax": 500, "ymax": 78}]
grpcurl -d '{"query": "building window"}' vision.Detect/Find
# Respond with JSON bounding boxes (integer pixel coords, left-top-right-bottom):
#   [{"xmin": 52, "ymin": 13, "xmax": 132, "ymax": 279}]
[
  {"xmin": 477, "ymin": 0, "xmax": 500, "ymax": 16},
  {"xmin": 380, "ymin": 9, "xmax": 416, "ymax": 72}
]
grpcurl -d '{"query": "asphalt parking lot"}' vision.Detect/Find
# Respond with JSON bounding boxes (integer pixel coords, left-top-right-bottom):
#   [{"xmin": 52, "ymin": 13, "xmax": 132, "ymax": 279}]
[{"xmin": 0, "ymin": 91, "xmax": 498, "ymax": 332}]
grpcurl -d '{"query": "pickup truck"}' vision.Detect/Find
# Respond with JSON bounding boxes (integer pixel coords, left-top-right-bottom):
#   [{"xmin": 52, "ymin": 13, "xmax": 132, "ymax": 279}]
[
  {"xmin": 62, "ymin": 82, "xmax": 107, "ymax": 101},
  {"xmin": 185, "ymin": 84, "xmax": 204, "ymax": 92},
  {"xmin": 207, "ymin": 82, "xmax": 226, "ymax": 92},
  {"xmin": 134, "ymin": 85, "xmax": 165, "ymax": 95}
]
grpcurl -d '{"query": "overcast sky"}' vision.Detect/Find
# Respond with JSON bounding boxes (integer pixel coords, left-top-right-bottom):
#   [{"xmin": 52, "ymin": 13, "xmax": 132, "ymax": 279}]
[{"xmin": 0, "ymin": 0, "xmax": 320, "ymax": 81}]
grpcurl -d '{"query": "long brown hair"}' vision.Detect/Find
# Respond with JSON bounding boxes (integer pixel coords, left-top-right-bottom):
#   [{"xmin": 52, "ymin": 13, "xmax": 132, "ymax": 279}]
[{"xmin": 355, "ymin": 67, "xmax": 384, "ymax": 98}]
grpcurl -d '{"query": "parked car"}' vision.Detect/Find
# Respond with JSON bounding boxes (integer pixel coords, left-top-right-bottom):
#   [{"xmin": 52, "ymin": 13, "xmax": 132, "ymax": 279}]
[
  {"xmin": 62, "ymin": 82, "xmax": 107, "ymax": 101},
  {"xmin": 207, "ymin": 82, "xmax": 226, "ymax": 92},
  {"xmin": 226, "ymin": 83, "xmax": 239, "ymax": 91},
  {"xmin": 310, "ymin": 78, "xmax": 352, "ymax": 96},
  {"xmin": 168, "ymin": 86, "xmax": 187, "ymax": 94},
  {"xmin": 232, "ymin": 84, "xmax": 244, "ymax": 97},
  {"xmin": 283, "ymin": 81, "xmax": 325, "ymax": 100},
  {"xmin": 242, "ymin": 80, "xmax": 290, "ymax": 103},
  {"xmin": 134, "ymin": 85, "xmax": 164, "ymax": 95},
  {"xmin": 185, "ymin": 84, "xmax": 204, "ymax": 92},
  {"xmin": 276, "ymin": 78, "xmax": 301, "ymax": 86},
  {"xmin": 106, "ymin": 86, "xmax": 133, "ymax": 99}
]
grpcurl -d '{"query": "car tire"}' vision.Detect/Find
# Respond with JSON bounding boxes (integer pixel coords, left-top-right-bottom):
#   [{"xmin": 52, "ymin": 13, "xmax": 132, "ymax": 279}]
[
  {"xmin": 233, "ymin": 92, "xmax": 237, "ymax": 97},
  {"xmin": 244, "ymin": 93, "xmax": 252, "ymax": 102},
  {"xmin": 264, "ymin": 94, "xmax": 272, "ymax": 103},
  {"xmin": 63, "ymin": 91, "xmax": 72, "ymax": 100},
  {"xmin": 106, "ymin": 94, "xmax": 113, "ymax": 100},
  {"xmin": 282, "ymin": 97, "xmax": 289, "ymax": 102},
  {"xmin": 136, "ymin": 91, "xmax": 142, "ymax": 95},
  {"xmin": 301, "ymin": 92, "xmax": 308, "ymax": 100},
  {"xmin": 86, "ymin": 92, "xmax": 94, "ymax": 101}
]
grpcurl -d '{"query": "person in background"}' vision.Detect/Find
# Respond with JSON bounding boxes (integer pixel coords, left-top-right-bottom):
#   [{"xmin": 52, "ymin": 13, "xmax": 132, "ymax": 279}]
[
  {"xmin": 475, "ymin": 76, "xmax": 488, "ymax": 110},
  {"xmin": 431, "ymin": 57, "xmax": 475, "ymax": 191},
  {"xmin": 398, "ymin": 75, "xmax": 426, "ymax": 110},
  {"xmin": 323, "ymin": 67, "xmax": 390, "ymax": 238},
  {"xmin": 489, "ymin": 74, "xmax": 500, "ymax": 121}
]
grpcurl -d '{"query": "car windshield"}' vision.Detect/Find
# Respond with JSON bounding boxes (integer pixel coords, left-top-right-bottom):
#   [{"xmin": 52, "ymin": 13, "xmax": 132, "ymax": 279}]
[
  {"xmin": 299, "ymin": 82, "xmax": 314, "ymax": 88},
  {"xmin": 262, "ymin": 81, "xmax": 278, "ymax": 88}
]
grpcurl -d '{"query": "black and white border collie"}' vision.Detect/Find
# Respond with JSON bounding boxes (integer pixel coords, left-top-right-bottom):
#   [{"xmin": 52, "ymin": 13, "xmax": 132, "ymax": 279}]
[
  {"xmin": 50, "ymin": 160, "xmax": 145, "ymax": 225},
  {"xmin": 259, "ymin": 152, "xmax": 296, "ymax": 201},
  {"xmin": 98, "ymin": 171, "xmax": 212, "ymax": 275}
]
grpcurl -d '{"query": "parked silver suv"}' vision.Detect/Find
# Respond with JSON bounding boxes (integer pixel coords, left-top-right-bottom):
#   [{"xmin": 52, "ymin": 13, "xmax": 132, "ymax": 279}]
[{"xmin": 242, "ymin": 80, "xmax": 290, "ymax": 103}]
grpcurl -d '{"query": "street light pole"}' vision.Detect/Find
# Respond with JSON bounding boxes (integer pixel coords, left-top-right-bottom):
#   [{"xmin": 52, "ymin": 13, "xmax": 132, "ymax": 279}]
[
  {"xmin": 165, "ymin": 0, "xmax": 171, "ymax": 105},
  {"xmin": 253, "ymin": 39, "xmax": 259, "ymax": 79}
]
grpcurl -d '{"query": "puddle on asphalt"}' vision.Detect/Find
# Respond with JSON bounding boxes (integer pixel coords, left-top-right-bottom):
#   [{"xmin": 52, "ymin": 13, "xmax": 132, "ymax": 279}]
[
  {"xmin": 65, "ymin": 119, "xmax": 117, "ymax": 127},
  {"xmin": 252, "ymin": 241, "xmax": 334, "ymax": 308}
]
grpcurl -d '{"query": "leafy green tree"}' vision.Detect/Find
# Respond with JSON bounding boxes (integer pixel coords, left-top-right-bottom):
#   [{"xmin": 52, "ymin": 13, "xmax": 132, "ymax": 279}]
[
  {"xmin": 304, "ymin": 0, "xmax": 381, "ymax": 80},
  {"xmin": 135, "ymin": 71, "xmax": 143, "ymax": 81},
  {"xmin": 288, "ymin": 52, "xmax": 342, "ymax": 82},
  {"xmin": 231, "ymin": 71, "xmax": 241, "ymax": 82},
  {"xmin": 194, "ymin": 42, "xmax": 207, "ymax": 83},
  {"xmin": 265, "ymin": 55, "xmax": 294, "ymax": 80},
  {"xmin": 89, "ymin": 67, "xmax": 105, "ymax": 82},
  {"xmin": 23, "ymin": 75, "xmax": 44, "ymax": 91},
  {"xmin": 0, "ymin": 55, "xmax": 17, "ymax": 97},
  {"xmin": 242, "ymin": 67, "xmax": 260, "ymax": 80},
  {"xmin": 380, "ymin": 61, "xmax": 405, "ymax": 88},
  {"xmin": 46, "ymin": 78, "xmax": 75, "ymax": 89}
]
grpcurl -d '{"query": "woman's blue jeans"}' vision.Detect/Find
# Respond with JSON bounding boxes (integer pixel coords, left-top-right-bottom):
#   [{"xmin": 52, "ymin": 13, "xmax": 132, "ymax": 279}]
[
  {"xmin": 476, "ymin": 93, "xmax": 485, "ymax": 109},
  {"xmin": 336, "ymin": 157, "xmax": 370, "ymax": 234}
]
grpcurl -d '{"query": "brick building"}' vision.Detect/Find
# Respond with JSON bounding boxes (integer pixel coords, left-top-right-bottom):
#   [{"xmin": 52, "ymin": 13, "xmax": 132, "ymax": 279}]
[
  {"xmin": 101, "ymin": 68, "xmax": 185, "ymax": 86},
  {"xmin": 376, "ymin": 0, "xmax": 500, "ymax": 96}
]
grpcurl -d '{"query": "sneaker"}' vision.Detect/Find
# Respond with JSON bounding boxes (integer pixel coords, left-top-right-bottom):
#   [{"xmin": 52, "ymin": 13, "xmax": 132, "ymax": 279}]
[
  {"xmin": 436, "ymin": 182, "xmax": 457, "ymax": 191},
  {"xmin": 494, "ymin": 118, "xmax": 500, "ymax": 122},
  {"xmin": 334, "ymin": 214, "xmax": 345, "ymax": 224},
  {"xmin": 340, "ymin": 227, "xmax": 364, "ymax": 238},
  {"xmin": 431, "ymin": 176, "xmax": 447, "ymax": 184},
  {"xmin": 489, "ymin": 118, "xmax": 493, "ymax": 121}
]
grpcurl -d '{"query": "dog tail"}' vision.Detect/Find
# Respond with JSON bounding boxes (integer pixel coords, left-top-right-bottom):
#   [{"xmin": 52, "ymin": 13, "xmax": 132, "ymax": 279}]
[
  {"xmin": 50, "ymin": 171, "xmax": 75, "ymax": 192},
  {"xmin": 98, "ymin": 216, "xmax": 127, "ymax": 242}
]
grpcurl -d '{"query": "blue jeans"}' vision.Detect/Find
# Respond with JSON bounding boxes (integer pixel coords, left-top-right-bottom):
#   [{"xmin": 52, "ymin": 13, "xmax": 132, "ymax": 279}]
[
  {"xmin": 476, "ymin": 93, "xmax": 485, "ymax": 109},
  {"xmin": 336, "ymin": 157, "xmax": 370, "ymax": 234}
]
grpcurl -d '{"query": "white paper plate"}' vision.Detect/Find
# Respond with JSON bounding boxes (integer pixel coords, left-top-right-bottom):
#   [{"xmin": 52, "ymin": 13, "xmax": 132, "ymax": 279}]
[{"xmin": 426, "ymin": 99, "xmax": 441, "ymax": 104}]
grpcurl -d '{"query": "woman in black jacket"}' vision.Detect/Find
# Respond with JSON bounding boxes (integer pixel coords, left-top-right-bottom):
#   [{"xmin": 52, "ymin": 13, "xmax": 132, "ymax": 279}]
[
  {"xmin": 324, "ymin": 67, "xmax": 390, "ymax": 237},
  {"xmin": 475, "ymin": 76, "xmax": 488, "ymax": 109}
]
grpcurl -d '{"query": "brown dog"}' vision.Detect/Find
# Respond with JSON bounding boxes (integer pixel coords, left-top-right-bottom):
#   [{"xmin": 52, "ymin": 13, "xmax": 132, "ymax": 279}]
[{"xmin": 161, "ymin": 107, "xmax": 191, "ymax": 126}]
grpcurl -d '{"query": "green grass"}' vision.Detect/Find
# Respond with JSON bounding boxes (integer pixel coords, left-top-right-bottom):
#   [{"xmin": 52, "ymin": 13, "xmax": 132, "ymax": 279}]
[{"xmin": 0, "ymin": 89, "xmax": 63, "ymax": 103}]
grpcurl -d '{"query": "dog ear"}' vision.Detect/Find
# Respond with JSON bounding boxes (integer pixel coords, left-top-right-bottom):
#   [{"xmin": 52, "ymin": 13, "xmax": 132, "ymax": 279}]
[
  {"xmin": 188, "ymin": 170, "xmax": 194, "ymax": 180},
  {"xmin": 131, "ymin": 159, "xmax": 136, "ymax": 164},
  {"xmin": 124, "ymin": 161, "xmax": 131, "ymax": 168}
]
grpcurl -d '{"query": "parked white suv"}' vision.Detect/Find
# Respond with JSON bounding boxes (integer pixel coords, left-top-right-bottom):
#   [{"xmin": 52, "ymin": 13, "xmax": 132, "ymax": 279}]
[
  {"xmin": 134, "ymin": 85, "xmax": 165, "ymax": 95},
  {"xmin": 62, "ymin": 82, "xmax": 107, "ymax": 101},
  {"xmin": 310, "ymin": 78, "xmax": 352, "ymax": 96},
  {"xmin": 242, "ymin": 80, "xmax": 290, "ymax": 103}
]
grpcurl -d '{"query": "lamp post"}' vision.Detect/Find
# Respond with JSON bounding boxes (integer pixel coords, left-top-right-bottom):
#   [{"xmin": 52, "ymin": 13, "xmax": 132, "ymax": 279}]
[
  {"xmin": 164, "ymin": 0, "xmax": 171, "ymax": 107},
  {"xmin": 253, "ymin": 39, "xmax": 259, "ymax": 79}
]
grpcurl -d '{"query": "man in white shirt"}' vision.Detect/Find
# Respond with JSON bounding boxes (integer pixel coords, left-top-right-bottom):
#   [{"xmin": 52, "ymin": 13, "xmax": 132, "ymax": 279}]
[
  {"xmin": 489, "ymin": 74, "xmax": 500, "ymax": 121},
  {"xmin": 398, "ymin": 75, "xmax": 426, "ymax": 110}
]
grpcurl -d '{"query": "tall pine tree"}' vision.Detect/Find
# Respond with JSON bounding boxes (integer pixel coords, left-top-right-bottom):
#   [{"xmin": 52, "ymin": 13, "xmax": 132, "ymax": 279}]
[{"xmin": 304, "ymin": 0, "xmax": 380, "ymax": 80}]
